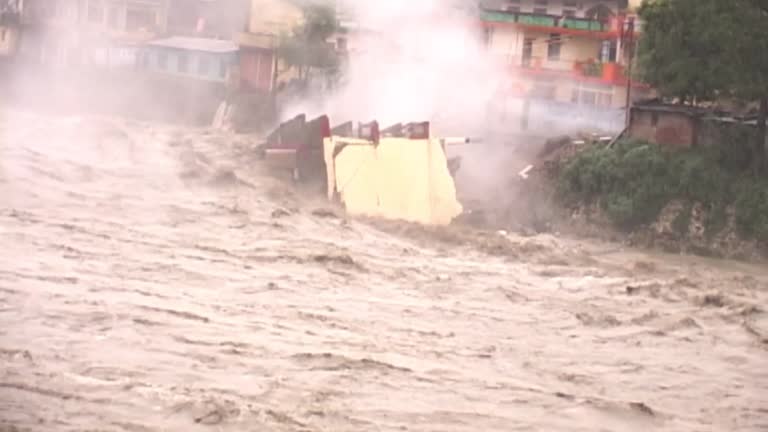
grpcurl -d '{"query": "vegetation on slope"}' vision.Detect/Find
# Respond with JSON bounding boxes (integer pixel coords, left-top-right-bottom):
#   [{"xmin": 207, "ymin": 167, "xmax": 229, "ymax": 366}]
[
  {"xmin": 636, "ymin": 0, "xmax": 768, "ymax": 173},
  {"xmin": 557, "ymin": 139, "xmax": 768, "ymax": 243}
]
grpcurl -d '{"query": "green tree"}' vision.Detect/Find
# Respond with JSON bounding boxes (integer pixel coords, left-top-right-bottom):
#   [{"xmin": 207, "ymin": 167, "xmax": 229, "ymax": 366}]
[
  {"xmin": 637, "ymin": 0, "xmax": 768, "ymax": 174},
  {"xmin": 277, "ymin": 2, "xmax": 340, "ymax": 84}
]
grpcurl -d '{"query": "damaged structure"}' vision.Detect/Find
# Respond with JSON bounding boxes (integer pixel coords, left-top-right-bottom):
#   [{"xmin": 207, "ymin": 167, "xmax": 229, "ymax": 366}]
[{"xmin": 258, "ymin": 115, "xmax": 467, "ymax": 226}]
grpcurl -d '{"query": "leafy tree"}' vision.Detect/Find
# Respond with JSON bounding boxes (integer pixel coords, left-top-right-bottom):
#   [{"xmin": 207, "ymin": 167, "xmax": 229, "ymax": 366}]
[
  {"xmin": 277, "ymin": 2, "xmax": 340, "ymax": 84},
  {"xmin": 637, "ymin": 0, "xmax": 768, "ymax": 174}
]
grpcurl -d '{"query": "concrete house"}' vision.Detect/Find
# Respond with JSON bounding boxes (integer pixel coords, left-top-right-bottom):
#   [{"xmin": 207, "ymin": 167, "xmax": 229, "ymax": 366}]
[
  {"xmin": 480, "ymin": 0, "xmax": 648, "ymax": 109},
  {"xmin": 19, "ymin": 0, "xmax": 169, "ymax": 66},
  {"xmin": 0, "ymin": 0, "xmax": 22, "ymax": 58},
  {"xmin": 137, "ymin": 36, "xmax": 237, "ymax": 83},
  {"xmin": 236, "ymin": 0, "xmax": 304, "ymax": 92}
]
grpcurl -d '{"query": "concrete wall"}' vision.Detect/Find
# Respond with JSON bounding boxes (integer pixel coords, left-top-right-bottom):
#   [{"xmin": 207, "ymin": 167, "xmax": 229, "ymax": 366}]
[
  {"xmin": 490, "ymin": 25, "xmax": 605, "ymax": 68},
  {"xmin": 324, "ymin": 137, "xmax": 463, "ymax": 226},
  {"xmin": 1, "ymin": 63, "xmax": 226, "ymax": 125},
  {"xmin": 240, "ymin": 47, "xmax": 274, "ymax": 91},
  {"xmin": 483, "ymin": 0, "xmax": 623, "ymax": 18},
  {"xmin": 247, "ymin": 0, "xmax": 302, "ymax": 35},
  {"xmin": 19, "ymin": 0, "xmax": 169, "ymax": 66},
  {"xmin": 628, "ymin": 110, "xmax": 696, "ymax": 148},
  {"xmin": 0, "ymin": 26, "xmax": 20, "ymax": 56}
]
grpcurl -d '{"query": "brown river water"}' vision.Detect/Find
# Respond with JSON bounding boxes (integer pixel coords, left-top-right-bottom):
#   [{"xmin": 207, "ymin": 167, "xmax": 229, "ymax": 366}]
[{"xmin": 0, "ymin": 110, "xmax": 767, "ymax": 431}]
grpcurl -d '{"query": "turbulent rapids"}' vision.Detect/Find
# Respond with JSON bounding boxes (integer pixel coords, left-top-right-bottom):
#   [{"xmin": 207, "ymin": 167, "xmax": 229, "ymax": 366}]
[{"xmin": 0, "ymin": 110, "xmax": 767, "ymax": 432}]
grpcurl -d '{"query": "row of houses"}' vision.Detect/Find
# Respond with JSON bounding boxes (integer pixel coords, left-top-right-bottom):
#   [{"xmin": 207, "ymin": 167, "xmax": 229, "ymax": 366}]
[{"xmin": 1, "ymin": 0, "xmax": 651, "ymax": 121}]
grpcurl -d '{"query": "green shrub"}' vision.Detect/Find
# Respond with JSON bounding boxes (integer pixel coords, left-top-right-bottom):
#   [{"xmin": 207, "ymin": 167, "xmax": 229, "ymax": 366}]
[
  {"xmin": 734, "ymin": 179, "xmax": 768, "ymax": 242},
  {"xmin": 672, "ymin": 202, "xmax": 693, "ymax": 235},
  {"xmin": 556, "ymin": 138, "xmax": 768, "ymax": 241}
]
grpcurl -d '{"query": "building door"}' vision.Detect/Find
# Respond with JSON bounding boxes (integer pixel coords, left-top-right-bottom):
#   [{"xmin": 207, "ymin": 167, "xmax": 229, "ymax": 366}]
[{"xmin": 522, "ymin": 38, "xmax": 533, "ymax": 68}]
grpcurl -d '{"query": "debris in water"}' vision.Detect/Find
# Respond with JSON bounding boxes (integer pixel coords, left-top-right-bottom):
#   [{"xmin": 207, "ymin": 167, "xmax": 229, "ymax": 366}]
[
  {"xmin": 271, "ymin": 208, "xmax": 292, "ymax": 218},
  {"xmin": 519, "ymin": 165, "xmax": 534, "ymax": 179},
  {"xmin": 699, "ymin": 293, "xmax": 727, "ymax": 308},
  {"xmin": 628, "ymin": 402, "xmax": 655, "ymax": 416},
  {"xmin": 312, "ymin": 253, "xmax": 359, "ymax": 268},
  {"xmin": 311, "ymin": 208, "xmax": 339, "ymax": 219}
]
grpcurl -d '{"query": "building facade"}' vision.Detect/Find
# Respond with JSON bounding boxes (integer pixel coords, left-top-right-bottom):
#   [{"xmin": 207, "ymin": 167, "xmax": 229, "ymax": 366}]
[
  {"xmin": 481, "ymin": 0, "xmax": 647, "ymax": 110},
  {"xmin": 137, "ymin": 36, "xmax": 237, "ymax": 83},
  {"xmin": 166, "ymin": 0, "xmax": 249, "ymax": 40},
  {"xmin": 236, "ymin": 0, "xmax": 303, "ymax": 92},
  {"xmin": 0, "ymin": 0, "xmax": 22, "ymax": 58},
  {"xmin": 19, "ymin": 0, "xmax": 169, "ymax": 67}
]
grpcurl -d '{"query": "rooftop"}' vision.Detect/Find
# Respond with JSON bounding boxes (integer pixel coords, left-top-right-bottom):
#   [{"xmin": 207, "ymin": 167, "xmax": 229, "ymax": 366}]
[{"xmin": 147, "ymin": 36, "xmax": 238, "ymax": 53}]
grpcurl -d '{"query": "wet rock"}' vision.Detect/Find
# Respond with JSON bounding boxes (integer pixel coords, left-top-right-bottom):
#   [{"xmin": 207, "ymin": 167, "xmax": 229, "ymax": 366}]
[
  {"xmin": 271, "ymin": 208, "xmax": 292, "ymax": 218},
  {"xmin": 633, "ymin": 260, "xmax": 657, "ymax": 273},
  {"xmin": 312, "ymin": 253, "xmax": 361, "ymax": 269},
  {"xmin": 699, "ymin": 293, "xmax": 727, "ymax": 308},
  {"xmin": 311, "ymin": 208, "xmax": 338, "ymax": 218},
  {"xmin": 208, "ymin": 169, "xmax": 239, "ymax": 187},
  {"xmin": 628, "ymin": 402, "xmax": 655, "ymax": 416},
  {"xmin": 575, "ymin": 311, "xmax": 621, "ymax": 327}
]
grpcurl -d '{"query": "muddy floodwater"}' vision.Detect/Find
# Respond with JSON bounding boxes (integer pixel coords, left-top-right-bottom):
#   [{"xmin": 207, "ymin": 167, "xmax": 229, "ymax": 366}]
[{"xmin": 1, "ymin": 110, "xmax": 767, "ymax": 432}]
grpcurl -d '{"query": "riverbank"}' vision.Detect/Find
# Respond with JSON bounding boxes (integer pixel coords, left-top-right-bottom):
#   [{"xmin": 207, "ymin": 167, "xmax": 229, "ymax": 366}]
[{"xmin": 511, "ymin": 137, "xmax": 768, "ymax": 262}]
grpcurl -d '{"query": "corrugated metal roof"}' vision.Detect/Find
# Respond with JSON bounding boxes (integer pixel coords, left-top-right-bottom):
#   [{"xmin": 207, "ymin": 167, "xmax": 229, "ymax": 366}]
[{"xmin": 147, "ymin": 36, "xmax": 238, "ymax": 53}]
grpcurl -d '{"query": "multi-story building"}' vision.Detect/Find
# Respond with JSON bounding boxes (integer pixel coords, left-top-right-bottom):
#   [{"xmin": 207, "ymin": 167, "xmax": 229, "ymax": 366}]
[
  {"xmin": 481, "ymin": 0, "xmax": 648, "ymax": 112},
  {"xmin": 166, "ymin": 0, "xmax": 249, "ymax": 40},
  {"xmin": 236, "ymin": 0, "xmax": 303, "ymax": 92},
  {"xmin": 0, "ymin": 0, "xmax": 22, "ymax": 59},
  {"xmin": 19, "ymin": 0, "xmax": 170, "ymax": 66},
  {"xmin": 136, "ymin": 35, "xmax": 238, "ymax": 84}
]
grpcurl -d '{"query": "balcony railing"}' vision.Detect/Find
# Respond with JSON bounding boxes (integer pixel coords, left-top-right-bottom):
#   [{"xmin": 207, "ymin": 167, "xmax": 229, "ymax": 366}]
[
  {"xmin": 481, "ymin": 9, "xmax": 614, "ymax": 33},
  {"xmin": 499, "ymin": 55, "xmax": 628, "ymax": 85}
]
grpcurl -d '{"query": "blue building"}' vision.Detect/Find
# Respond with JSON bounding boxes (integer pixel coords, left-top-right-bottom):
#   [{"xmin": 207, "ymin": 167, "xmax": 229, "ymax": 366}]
[{"xmin": 138, "ymin": 36, "xmax": 238, "ymax": 83}]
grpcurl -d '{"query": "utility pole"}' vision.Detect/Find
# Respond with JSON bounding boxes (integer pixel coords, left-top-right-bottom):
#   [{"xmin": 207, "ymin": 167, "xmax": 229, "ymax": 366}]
[{"xmin": 621, "ymin": 15, "xmax": 635, "ymax": 130}]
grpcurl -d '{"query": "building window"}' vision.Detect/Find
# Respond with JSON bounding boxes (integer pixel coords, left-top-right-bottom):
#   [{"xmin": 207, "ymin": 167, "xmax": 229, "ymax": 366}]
[
  {"xmin": 522, "ymin": 38, "xmax": 534, "ymax": 67},
  {"xmin": 126, "ymin": 7, "xmax": 155, "ymax": 31},
  {"xmin": 178, "ymin": 52, "xmax": 189, "ymax": 73},
  {"xmin": 483, "ymin": 27, "xmax": 494, "ymax": 47},
  {"xmin": 198, "ymin": 55, "xmax": 210, "ymax": 75},
  {"xmin": 533, "ymin": 7, "xmax": 548, "ymax": 14},
  {"xmin": 652, "ymin": 112, "xmax": 659, "ymax": 126},
  {"xmin": 88, "ymin": 0, "xmax": 104, "ymax": 24},
  {"xmin": 157, "ymin": 50, "xmax": 167, "ymax": 70},
  {"xmin": 564, "ymin": 0, "xmax": 578, "ymax": 14},
  {"xmin": 532, "ymin": 83, "xmax": 555, "ymax": 100},
  {"xmin": 547, "ymin": 33, "xmax": 562, "ymax": 61},
  {"xmin": 504, "ymin": 0, "xmax": 520, "ymax": 12},
  {"xmin": 219, "ymin": 60, "xmax": 228, "ymax": 79},
  {"xmin": 580, "ymin": 90, "xmax": 597, "ymax": 105},
  {"xmin": 108, "ymin": 6, "xmax": 120, "ymax": 28},
  {"xmin": 337, "ymin": 37, "xmax": 347, "ymax": 51},
  {"xmin": 572, "ymin": 87, "xmax": 613, "ymax": 107},
  {"xmin": 0, "ymin": 29, "xmax": 5, "ymax": 42},
  {"xmin": 597, "ymin": 93, "xmax": 612, "ymax": 107}
]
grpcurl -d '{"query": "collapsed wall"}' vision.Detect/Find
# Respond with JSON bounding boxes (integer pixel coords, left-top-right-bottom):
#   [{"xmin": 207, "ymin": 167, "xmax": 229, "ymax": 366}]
[
  {"xmin": 259, "ymin": 115, "xmax": 464, "ymax": 226},
  {"xmin": 324, "ymin": 136, "xmax": 463, "ymax": 226}
]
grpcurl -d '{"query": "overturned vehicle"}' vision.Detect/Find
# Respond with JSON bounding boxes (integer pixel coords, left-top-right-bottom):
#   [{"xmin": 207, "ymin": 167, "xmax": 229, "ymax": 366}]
[{"xmin": 257, "ymin": 114, "xmax": 472, "ymax": 226}]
